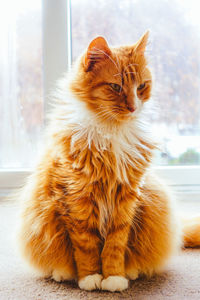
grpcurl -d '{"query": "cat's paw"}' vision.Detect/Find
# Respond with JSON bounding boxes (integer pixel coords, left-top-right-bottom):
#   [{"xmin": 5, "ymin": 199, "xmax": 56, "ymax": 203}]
[
  {"xmin": 126, "ymin": 269, "xmax": 139, "ymax": 280},
  {"xmin": 52, "ymin": 269, "xmax": 75, "ymax": 282},
  {"xmin": 101, "ymin": 276, "xmax": 129, "ymax": 292},
  {"xmin": 78, "ymin": 274, "xmax": 103, "ymax": 291}
]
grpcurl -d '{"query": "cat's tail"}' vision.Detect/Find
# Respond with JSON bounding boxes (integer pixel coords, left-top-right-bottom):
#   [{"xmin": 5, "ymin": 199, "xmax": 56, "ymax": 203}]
[{"xmin": 182, "ymin": 216, "xmax": 200, "ymax": 248}]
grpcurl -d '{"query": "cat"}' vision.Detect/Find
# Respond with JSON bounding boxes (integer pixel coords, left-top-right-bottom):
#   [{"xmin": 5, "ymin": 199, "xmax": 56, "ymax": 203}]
[{"xmin": 17, "ymin": 32, "xmax": 200, "ymax": 292}]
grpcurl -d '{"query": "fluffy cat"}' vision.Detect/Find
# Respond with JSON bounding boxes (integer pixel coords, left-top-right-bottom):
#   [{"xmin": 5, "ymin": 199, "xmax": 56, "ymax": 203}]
[{"xmin": 17, "ymin": 32, "xmax": 200, "ymax": 292}]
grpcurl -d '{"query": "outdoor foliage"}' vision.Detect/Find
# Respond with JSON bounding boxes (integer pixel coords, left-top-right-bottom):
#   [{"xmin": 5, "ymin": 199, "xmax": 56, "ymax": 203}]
[{"xmin": 169, "ymin": 148, "xmax": 200, "ymax": 165}]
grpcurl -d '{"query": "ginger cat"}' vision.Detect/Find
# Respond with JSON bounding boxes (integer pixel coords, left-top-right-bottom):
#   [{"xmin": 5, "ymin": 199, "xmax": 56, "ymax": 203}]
[{"xmin": 17, "ymin": 32, "xmax": 200, "ymax": 292}]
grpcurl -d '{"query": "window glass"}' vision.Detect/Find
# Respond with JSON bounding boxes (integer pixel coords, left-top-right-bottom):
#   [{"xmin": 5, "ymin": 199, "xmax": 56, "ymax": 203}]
[
  {"xmin": 0, "ymin": 0, "xmax": 43, "ymax": 168},
  {"xmin": 71, "ymin": 0, "xmax": 200, "ymax": 166}
]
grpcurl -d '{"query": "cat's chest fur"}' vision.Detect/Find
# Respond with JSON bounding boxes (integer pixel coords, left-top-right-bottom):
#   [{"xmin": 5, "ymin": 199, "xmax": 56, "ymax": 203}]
[
  {"xmin": 69, "ymin": 117, "xmax": 154, "ymax": 184},
  {"xmin": 64, "ymin": 122, "xmax": 151, "ymax": 237}
]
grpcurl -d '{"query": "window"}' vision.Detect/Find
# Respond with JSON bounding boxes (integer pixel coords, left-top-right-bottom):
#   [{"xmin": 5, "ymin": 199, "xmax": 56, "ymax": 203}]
[
  {"xmin": 0, "ymin": 0, "xmax": 200, "ymax": 198},
  {"xmin": 0, "ymin": 0, "xmax": 43, "ymax": 168}
]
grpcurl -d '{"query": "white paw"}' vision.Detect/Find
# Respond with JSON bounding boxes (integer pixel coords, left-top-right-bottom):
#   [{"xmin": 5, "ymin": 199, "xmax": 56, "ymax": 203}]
[
  {"xmin": 52, "ymin": 269, "xmax": 74, "ymax": 282},
  {"xmin": 101, "ymin": 276, "xmax": 129, "ymax": 292},
  {"xmin": 78, "ymin": 274, "xmax": 103, "ymax": 291}
]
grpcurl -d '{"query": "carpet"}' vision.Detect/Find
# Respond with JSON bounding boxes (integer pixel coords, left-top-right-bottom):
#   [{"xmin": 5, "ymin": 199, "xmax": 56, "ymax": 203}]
[{"xmin": 0, "ymin": 200, "xmax": 200, "ymax": 300}]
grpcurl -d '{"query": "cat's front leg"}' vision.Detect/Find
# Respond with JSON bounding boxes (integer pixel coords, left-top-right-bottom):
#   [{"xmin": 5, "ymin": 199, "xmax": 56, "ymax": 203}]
[
  {"xmin": 68, "ymin": 224, "xmax": 103, "ymax": 291},
  {"xmin": 101, "ymin": 222, "xmax": 131, "ymax": 292}
]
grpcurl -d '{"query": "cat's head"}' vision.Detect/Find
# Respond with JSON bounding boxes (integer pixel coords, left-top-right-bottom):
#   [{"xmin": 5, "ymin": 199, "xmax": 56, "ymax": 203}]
[{"xmin": 70, "ymin": 32, "xmax": 152, "ymax": 124}]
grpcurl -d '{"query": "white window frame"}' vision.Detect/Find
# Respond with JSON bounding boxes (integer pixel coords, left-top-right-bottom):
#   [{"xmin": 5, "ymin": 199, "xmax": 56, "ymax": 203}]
[{"xmin": 0, "ymin": 0, "xmax": 200, "ymax": 200}]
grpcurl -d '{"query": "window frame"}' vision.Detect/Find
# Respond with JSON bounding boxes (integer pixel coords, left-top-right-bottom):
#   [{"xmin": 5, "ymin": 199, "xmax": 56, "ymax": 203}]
[{"xmin": 0, "ymin": 0, "xmax": 200, "ymax": 200}]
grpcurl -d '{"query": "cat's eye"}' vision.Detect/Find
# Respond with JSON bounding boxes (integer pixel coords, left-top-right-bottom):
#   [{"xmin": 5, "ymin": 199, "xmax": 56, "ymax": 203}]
[
  {"xmin": 137, "ymin": 83, "xmax": 146, "ymax": 90},
  {"xmin": 109, "ymin": 83, "xmax": 121, "ymax": 93}
]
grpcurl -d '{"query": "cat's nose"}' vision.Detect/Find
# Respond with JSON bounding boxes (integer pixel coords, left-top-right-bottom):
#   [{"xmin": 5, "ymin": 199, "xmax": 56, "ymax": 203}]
[
  {"xmin": 127, "ymin": 106, "xmax": 135, "ymax": 113},
  {"xmin": 125, "ymin": 93, "xmax": 135, "ymax": 113}
]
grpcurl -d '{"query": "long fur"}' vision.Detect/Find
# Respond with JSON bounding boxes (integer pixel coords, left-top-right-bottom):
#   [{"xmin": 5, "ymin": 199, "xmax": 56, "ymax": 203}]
[{"xmin": 17, "ymin": 33, "xmax": 200, "ymax": 292}]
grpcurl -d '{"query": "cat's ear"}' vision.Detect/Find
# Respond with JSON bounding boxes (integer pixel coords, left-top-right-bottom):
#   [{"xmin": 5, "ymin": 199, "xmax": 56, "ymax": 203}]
[
  {"xmin": 84, "ymin": 36, "xmax": 111, "ymax": 72},
  {"xmin": 134, "ymin": 31, "xmax": 149, "ymax": 54}
]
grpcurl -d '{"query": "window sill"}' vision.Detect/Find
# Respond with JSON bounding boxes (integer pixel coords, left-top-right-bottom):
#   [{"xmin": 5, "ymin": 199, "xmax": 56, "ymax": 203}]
[{"xmin": 0, "ymin": 167, "xmax": 200, "ymax": 201}]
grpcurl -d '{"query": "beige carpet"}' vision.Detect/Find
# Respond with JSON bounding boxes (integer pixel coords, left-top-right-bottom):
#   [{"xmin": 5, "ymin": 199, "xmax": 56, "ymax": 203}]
[{"xmin": 0, "ymin": 200, "xmax": 200, "ymax": 300}]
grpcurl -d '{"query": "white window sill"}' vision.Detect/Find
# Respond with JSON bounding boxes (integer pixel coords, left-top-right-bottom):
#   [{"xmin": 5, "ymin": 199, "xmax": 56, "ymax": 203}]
[{"xmin": 1, "ymin": 166, "xmax": 200, "ymax": 201}]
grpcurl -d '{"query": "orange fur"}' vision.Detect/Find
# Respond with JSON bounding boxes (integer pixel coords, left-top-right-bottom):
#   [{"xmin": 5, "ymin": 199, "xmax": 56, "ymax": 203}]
[
  {"xmin": 182, "ymin": 216, "xmax": 200, "ymax": 248},
  {"xmin": 17, "ymin": 32, "xmax": 199, "ymax": 292}
]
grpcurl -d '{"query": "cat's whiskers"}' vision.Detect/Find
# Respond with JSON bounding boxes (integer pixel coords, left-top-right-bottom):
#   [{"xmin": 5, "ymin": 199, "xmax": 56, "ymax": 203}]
[
  {"xmin": 91, "ymin": 47, "xmax": 120, "ymax": 72},
  {"xmin": 115, "ymin": 53, "xmax": 120, "ymax": 71},
  {"xmin": 96, "ymin": 107, "xmax": 120, "ymax": 122},
  {"xmin": 125, "ymin": 71, "xmax": 136, "ymax": 76},
  {"xmin": 113, "ymin": 72, "xmax": 122, "ymax": 77},
  {"xmin": 95, "ymin": 107, "xmax": 115, "ymax": 122},
  {"xmin": 112, "ymin": 108, "xmax": 125, "ymax": 115},
  {"xmin": 112, "ymin": 104, "xmax": 127, "ymax": 112}
]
